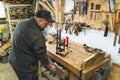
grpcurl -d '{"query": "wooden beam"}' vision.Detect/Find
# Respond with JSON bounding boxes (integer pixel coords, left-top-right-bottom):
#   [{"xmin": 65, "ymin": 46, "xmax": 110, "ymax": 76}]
[
  {"xmin": 37, "ymin": 2, "xmax": 54, "ymax": 16},
  {"xmin": 55, "ymin": 0, "xmax": 59, "ymax": 22},
  {"xmin": 35, "ymin": 1, "xmax": 55, "ymax": 20},
  {"xmin": 35, "ymin": 2, "xmax": 42, "ymax": 13},
  {"xmin": 45, "ymin": 1, "xmax": 55, "ymax": 13},
  {"xmin": 59, "ymin": 0, "xmax": 65, "ymax": 23}
]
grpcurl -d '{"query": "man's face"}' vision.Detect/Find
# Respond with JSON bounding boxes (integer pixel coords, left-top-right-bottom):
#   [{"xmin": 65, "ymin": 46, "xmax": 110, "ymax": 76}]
[{"xmin": 38, "ymin": 18, "xmax": 49, "ymax": 29}]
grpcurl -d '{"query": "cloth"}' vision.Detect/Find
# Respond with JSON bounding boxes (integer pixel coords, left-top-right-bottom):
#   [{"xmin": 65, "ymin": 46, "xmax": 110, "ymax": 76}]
[{"xmin": 8, "ymin": 17, "xmax": 49, "ymax": 73}]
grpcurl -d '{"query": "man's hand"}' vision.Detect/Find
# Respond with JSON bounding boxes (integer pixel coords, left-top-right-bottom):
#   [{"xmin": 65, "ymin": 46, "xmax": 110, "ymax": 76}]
[{"xmin": 47, "ymin": 63, "xmax": 57, "ymax": 72}]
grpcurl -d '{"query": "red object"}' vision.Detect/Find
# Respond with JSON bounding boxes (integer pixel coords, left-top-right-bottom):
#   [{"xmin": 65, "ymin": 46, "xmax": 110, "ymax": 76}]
[
  {"xmin": 65, "ymin": 25, "xmax": 68, "ymax": 30},
  {"xmin": 63, "ymin": 39, "xmax": 66, "ymax": 46},
  {"xmin": 71, "ymin": 14, "xmax": 74, "ymax": 20},
  {"xmin": 2, "ymin": 0, "xmax": 9, "ymax": 2},
  {"xmin": 49, "ymin": 23, "xmax": 53, "ymax": 27},
  {"xmin": 66, "ymin": 36, "xmax": 69, "ymax": 45}
]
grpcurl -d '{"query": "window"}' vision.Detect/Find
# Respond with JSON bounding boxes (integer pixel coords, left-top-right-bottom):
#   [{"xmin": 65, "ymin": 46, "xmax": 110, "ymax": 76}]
[{"xmin": 0, "ymin": 1, "xmax": 6, "ymax": 18}]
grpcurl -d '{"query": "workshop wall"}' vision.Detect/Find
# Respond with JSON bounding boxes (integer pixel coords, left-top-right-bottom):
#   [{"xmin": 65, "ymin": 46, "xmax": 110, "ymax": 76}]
[{"xmin": 73, "ymin": 0, "xmax": 112, "ymax": 31}]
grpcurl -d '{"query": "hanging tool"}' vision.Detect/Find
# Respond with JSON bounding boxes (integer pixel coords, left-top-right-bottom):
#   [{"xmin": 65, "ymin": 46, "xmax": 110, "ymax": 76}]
[
  {"xmin": 56, "ymin": 27, "xmax": 69, "ymax": 56},
  {"xmin": 80, "ymin": 1, "xmax": 87, "ymax": 15},
  {"xmin": 65, "ymin": 25, "xmax": 69, "ymax": 33},
  {"xmin": 113, "ymin": 10, "xmax": 120, "ymax": 46},
  {"xmin": 56, "ymin": 30, "xmax": 63, "ymax": 53},
  {"xmin": 103, "ymin": 20, "xmax": 108, "ymax": 37}
]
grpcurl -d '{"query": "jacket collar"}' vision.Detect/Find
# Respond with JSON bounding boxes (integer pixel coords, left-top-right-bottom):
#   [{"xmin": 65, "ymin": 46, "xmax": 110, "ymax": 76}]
[{"xmin": 30, "ymin": 17, "xmax": 43, "ymax": 31}]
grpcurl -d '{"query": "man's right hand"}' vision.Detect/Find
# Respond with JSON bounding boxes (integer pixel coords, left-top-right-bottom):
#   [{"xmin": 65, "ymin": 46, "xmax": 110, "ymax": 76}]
[{"xmin": 47, "ymin": 63, "xmax": 57, "ymax": 72}]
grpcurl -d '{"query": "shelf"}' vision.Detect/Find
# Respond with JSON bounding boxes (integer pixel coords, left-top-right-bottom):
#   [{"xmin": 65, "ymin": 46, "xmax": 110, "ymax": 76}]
[
  {"xmin": 0, "ymin": 20, "xmax": 7, "ymax": 23},
  {"xmin": 7, "ymin": 20, "xmax": 19, "ymax": 22},
  {"xmin": 5, "ymin": 4, "xmax": 31, "ymax": 7},
  {"xmin": 90, "ymin": 10, "xmax": 102, "ymax": 12}
]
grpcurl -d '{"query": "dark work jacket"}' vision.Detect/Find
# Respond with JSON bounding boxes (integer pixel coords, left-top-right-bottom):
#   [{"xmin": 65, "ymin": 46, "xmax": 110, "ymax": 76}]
[{"xmin": 8, "ymin": 17, "xmax": 49, "ymax": 72}]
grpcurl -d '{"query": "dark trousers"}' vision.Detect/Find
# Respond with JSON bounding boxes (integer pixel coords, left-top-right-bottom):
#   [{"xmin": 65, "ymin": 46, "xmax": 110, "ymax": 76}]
[{"xmin": 13, "ymin": 68, "xmax": 39, "ymax": 80}]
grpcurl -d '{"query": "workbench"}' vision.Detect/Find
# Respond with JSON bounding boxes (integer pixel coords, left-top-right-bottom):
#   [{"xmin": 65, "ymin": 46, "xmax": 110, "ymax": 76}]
[{"xmin": 41, "ymin": 38, "xmax": 110, "ymax": 80}]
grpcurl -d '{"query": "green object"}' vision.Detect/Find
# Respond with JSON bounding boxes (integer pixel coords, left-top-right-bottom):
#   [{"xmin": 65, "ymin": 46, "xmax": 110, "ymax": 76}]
[{"xmin": 1, "ymin": 55, "xmax": 8, "ymax": 63}]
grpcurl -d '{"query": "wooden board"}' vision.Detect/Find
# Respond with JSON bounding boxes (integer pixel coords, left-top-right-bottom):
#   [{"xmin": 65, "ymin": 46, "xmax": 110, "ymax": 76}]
[{"xmin": 81, "ymin": 53, "xmax": 105, "ymax": 69}]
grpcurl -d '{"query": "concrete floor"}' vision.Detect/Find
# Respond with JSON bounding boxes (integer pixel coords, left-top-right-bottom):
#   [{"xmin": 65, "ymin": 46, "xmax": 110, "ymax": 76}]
[
  {"xmin": 0, "ymin": 62, "xmax": 18, "ymax": 80},
  {"xmin": 0, "ymin": 62, "xmax": 48, "ymax": 80}
]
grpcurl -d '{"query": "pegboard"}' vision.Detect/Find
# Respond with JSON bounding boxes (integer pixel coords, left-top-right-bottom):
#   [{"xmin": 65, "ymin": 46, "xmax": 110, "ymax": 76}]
[{"xmin": 73, "ymin": 0, "xmax": 114, "ymax": 31}]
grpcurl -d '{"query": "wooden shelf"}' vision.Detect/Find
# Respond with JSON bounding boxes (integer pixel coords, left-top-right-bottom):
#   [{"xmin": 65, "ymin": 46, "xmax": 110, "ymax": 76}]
[
  {"xmin": 4, "ymin": 3, "xmax": 32, "ymax": 37},
  {"xmin": 5, "ymin": 4, "xmax": 31, "ymax": 7}
]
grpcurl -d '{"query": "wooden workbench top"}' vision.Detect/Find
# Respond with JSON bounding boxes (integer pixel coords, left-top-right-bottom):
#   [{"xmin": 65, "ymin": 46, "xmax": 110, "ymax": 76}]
[{"xmin": 46, "ymin": 40, "xmax": 110, "ymax": 77}]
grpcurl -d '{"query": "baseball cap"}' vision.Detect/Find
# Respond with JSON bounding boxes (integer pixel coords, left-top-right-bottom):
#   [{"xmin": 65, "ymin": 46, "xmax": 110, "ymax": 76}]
[{"xmin": 36, "ymin": 10, "xmax": 55, "ymax": 23}]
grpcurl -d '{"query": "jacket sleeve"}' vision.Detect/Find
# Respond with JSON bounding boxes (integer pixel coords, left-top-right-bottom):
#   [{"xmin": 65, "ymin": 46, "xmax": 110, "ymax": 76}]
[{"xmin": 33, "ymin": 35, "xmax": 49, "ymax": 66}]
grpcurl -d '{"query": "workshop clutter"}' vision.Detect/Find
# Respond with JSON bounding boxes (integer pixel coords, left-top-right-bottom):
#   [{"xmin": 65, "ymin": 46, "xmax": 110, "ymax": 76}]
[
  {"xmin": 64, "ymin": 22, "xmax": 90, "ymax": 36},
  {"xmin": 9, "ymin": 6, "xmax": 32, "ymax": 20},
  {"xmin": 83, "ymin": 44, "xmax": 106, "ymax": 54},
  {"xmin": 0, "ymin": 24, "xmax": 10, "ymax": 45},
  {"xmin": 56, "ymin": 30, "xmax": 69, "ymax": 56},
  {"xmin": 11, "ymin": 21, "xmax": 18, "ymax": 31},
  {"xmin": 0, "ymin": 42, "xmax": 11, "ymax": 63},
  {"xmin": 41, "ymin": 60, "xmax": 69, "ymax": 80},
  {"xmin": 0, "ymin": 23, "xmax": 10, "ymax": 63}
]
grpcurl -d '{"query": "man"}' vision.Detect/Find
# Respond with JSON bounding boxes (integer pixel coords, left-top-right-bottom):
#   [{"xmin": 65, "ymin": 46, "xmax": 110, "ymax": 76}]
[{"xmin": 8, "ymin": 10, "xmax": 56, "ymax": 80}]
